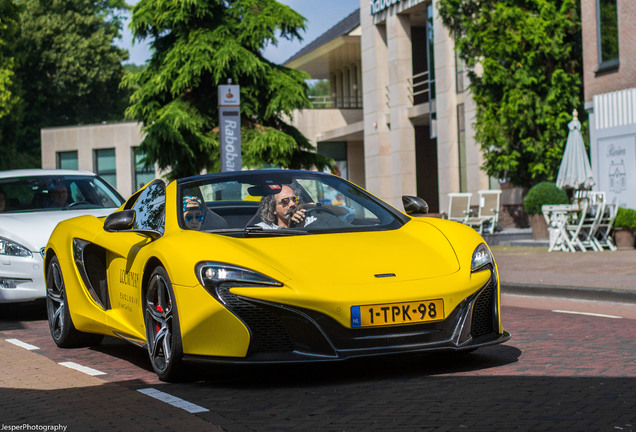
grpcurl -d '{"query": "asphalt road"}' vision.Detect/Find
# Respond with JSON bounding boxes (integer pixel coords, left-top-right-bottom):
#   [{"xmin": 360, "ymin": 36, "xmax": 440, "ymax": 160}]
[{"xmin": 1, "ymin": 297, "xmax": 634, "ymax": 431}]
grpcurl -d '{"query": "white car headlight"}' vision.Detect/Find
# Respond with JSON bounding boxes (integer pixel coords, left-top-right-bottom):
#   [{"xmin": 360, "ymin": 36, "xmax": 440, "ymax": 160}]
[
  {"xmin": 471, "ymin": 243, "xmax": 493, "ymax": 273},
  {"xmin": 0, "ymin": 237, "xmax": 32, "ymax": 257},
  {"xmin": 196, "ymin": 262, "xmax": 282, "ymax": 289}
]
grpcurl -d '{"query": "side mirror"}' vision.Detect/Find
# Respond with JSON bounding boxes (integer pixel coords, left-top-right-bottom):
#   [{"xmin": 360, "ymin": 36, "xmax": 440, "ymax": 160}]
[
  {"xmin": 104, "ymin": 209, "xmax": 136, "ymax": 232},
  {"xmin": 402, "ymin": 195, "xmax": 429, "ymax": 216}
]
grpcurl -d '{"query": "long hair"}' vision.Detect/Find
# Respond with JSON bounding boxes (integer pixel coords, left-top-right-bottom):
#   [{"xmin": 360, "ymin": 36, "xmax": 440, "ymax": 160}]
[
  {"xmin": 257, "ymin": 183, "xmax": 302, "ymax": 226},
  {"xmin": 258, "ymin": 194, "xmax": 278, "ymax": 226}
]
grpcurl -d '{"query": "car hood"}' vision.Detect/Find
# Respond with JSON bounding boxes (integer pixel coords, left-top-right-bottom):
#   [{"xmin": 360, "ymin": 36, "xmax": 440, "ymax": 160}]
[
  {"xmin": 222, "ymin": 220, "xmax": 461, "ymax": 288},
  {"xmin": 0, "ymin": 209, "xmax": 115, "ymax": 252}
]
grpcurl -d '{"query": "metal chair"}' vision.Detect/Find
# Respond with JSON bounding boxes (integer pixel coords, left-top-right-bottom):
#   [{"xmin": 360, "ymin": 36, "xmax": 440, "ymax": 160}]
[
  {"xmin": 594, "ymin": 203, "xmax": 618, "ymax": 251},
  {"xmin": 564, "ymin": 199, "xmax": 592, "ymax": 252},
  {"xmin": 465, "ymin": 190, "xmax": 502, "ymax": 234},
  {"xmin": 446, "ymin": 193, "xmax": 472, "ymax": 224}
]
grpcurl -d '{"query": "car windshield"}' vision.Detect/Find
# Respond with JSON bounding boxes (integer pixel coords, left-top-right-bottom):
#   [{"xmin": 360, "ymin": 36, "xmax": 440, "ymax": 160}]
[
  {"xmin": 0, "ymin": 175, "xmax": 124, "ymax": 213},
  {"xmin": 177, "ymin": 171, "xmax": 406, "ymax": 235}
]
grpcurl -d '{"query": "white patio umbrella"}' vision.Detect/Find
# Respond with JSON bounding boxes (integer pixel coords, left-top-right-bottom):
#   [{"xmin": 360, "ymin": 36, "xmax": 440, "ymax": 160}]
[{"xmin": 556, "ymin": 110, "xmax": 595, "ymax": 190}]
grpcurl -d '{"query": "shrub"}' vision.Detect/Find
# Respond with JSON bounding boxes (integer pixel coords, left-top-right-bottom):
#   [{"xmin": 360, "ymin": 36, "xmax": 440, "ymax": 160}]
[
  {"xmin": 614, "ymin": 207, "xmax": 636, "ymax": 229},
  {"xmin": 523, "ymin": 182, "xmax": 569, "ymax": 215}
]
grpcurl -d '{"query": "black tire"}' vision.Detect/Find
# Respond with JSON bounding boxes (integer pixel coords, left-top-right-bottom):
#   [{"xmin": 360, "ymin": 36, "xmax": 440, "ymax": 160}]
[
  {"xmin": 46, "ymin": 256, "xmax": 104, "ymax": 348},
  {"xmin": 144, "ymin": 266, "xmax": 184, "ymax": 382}
]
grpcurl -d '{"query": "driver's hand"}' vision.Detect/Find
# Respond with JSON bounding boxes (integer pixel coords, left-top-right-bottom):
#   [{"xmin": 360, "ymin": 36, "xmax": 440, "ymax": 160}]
[{"xmin": 290, "ymin": 208, "xmax": 307, "ymax": 226}]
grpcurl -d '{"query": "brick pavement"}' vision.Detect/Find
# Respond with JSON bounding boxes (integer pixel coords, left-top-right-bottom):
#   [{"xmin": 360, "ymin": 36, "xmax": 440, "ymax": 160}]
[{"xmin": 1, "ymin": 245, "xmax": 635, "ymax": 430}]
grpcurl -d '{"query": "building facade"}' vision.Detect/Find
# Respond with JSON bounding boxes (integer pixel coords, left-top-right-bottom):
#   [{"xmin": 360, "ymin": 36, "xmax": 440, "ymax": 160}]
[
  {"xmin": 41, "ymin": 122, "xmax": 156, "ymax": 199},
  {"xmin": 42, "ymin": 0, "xmax": 506, "ymax": 217},
  {"xmin": 286, "ymin": 0, "xmax": 495, "ymax": 215},
  {"xmin": 582, "ymin": 0, "xmax": 636, "ymax": 209}
]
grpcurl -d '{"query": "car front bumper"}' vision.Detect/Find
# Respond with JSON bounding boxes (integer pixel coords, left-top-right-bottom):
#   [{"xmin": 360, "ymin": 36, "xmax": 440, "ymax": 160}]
[
  {"xmin": 183, "ymin": 274, "xmax": 511, "ymax": 365},
  {"xmin": 0, "ymin": 253, "xmax": 46, "ymax": 303}
]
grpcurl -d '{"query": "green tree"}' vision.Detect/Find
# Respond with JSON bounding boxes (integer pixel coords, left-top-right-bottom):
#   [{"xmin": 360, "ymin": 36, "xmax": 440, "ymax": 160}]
[
  {"xmin": 0, "ymin": 0, "xmax": 19, "ymax": 120},
  {"xmin": 437, "ymin": 0, "xmax": 583, "ymax": 188},
  {"xmin": 124, "ymin": 0, "xmax": 331, "ymax": 180},
  {"xmin": 3, "ymin": 0, "xmax": 130, "ymax": 169},
  {"xmin": 0, "ymin": 0, "xmax": 24, "ymax": 167}
]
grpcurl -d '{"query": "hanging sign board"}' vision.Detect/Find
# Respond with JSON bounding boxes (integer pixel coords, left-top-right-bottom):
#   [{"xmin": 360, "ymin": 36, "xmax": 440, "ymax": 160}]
[
  {"xmin": 219, "ymin": 84, "xmax": 241, "ymax": 172},
  {"xmin": 369, "ymin": 0, "xmax": 406, "ymax": 15}
]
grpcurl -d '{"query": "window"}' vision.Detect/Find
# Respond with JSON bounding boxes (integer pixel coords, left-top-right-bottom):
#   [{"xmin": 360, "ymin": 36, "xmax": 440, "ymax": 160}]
[
  {"xmin": 132, "ymin": 147, "xmax": 155, "ymax": 192},
  {"xmin": 457, "ymin": 104, "xmax": 467, "ymax": 192},
  {"xmin": 94, "ymin": 148, "xmax": 117, "ymax": 190},
  {"xmin": 455, "ymin": 51, "xmax": 465, "ymax": 94},
  {"xmin": 596, "ymin": 0, "xmax": 619, "ymax": 71},
  {"xmin": 56, "ymin": 151, "xmax": 78, "ymax": 170}
]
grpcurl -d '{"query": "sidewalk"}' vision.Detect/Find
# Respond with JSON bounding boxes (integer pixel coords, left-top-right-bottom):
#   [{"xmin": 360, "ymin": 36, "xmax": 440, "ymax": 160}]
[{"xmin": 492, "ymin": 245, "xmax": 636, "ymax": 303}]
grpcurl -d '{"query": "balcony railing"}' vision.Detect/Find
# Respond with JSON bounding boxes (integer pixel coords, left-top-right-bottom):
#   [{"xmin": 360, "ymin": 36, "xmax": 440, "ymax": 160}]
[
  {"xmin": 408, "ymin": 70, "xmax": 433, "ymax": 106},
  {"xmin": 308, "ymin": 95, "xmax": 363, "ymax": 109}
]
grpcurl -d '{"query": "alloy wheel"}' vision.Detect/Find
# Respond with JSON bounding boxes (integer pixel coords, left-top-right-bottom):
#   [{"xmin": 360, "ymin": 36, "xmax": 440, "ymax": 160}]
[
  {"xmin": 46, "ymin": 260, "xmax": 66, "ymax": 341},
  {"xmin": 145, "ymin": 272, "xmax": 174, "ymax": 373}
]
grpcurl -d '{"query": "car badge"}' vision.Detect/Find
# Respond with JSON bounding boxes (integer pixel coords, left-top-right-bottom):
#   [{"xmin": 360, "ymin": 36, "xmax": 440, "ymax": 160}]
[{"xmin": 374, "ymin": 273, "xmax": 396, "ymax": 278}]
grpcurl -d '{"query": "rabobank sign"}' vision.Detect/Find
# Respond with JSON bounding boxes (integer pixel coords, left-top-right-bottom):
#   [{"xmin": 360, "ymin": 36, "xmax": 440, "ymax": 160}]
[
  {"xmin": 219, "ymin": 83, "xmax": 242, "ymax": 172},
  {"xmin": 369, "ymin": 0, "xmax": 405, "ymax": 15},
  {"xmin": 220, "ymin": 113, "xmax": 241, "ymax": 171}
]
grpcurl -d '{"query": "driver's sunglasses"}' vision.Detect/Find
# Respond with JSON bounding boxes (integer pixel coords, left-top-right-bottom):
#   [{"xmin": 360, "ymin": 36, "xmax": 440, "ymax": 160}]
[
  {"xmin": 185, "ymin": 212, "xmax": 204, "ymax": 222},
  {"xmin": 278, "ymin": 196, "xmax": 299, "ymax": 207}
]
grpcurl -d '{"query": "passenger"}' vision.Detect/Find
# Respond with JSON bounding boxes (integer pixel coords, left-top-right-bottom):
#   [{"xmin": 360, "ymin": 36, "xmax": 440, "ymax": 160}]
[
  {"xmin": 182, "ymin": 195, "xmax": 228, "ymax": 230},
  {"xmin": 256, "ymin": 185, "xmax": 316, "ymax": 229},
  {"xmin": 183, "ymin": 195, "xmax": 205, "ymax": 230}
]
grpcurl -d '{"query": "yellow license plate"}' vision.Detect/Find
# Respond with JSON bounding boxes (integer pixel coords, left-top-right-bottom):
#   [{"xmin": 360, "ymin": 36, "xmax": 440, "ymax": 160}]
[{"xmin": 351, "ymin": 299, "xmax": 444, "ymax": 327}]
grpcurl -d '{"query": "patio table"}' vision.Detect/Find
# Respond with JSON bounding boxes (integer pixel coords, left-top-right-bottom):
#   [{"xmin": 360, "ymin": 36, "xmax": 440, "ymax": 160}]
[{"xmin": 542, "ymin": 203, "xmax": 585, "ymax": 252}]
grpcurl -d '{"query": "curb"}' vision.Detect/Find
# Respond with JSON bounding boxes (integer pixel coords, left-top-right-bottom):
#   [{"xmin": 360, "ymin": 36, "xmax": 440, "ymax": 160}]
[{"xmin": 501, "ymin": 282, "xmax": 636, "ymax": 304}]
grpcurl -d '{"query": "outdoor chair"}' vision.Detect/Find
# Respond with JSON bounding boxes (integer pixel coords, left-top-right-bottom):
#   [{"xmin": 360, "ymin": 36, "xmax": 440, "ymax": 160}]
[
  {"xmin": 573, "ymin": 190, "xmax": 606, "ymax": 204},
  {"xmin": 594, "ymin": 202, "xmax": 617, "ymax": 251},
  {"xmin": 564, "ymin": 198, "xmax": 591, "ymax": 252},
  {"xmin": 446, "ymin": 193, "xmax": 472, "ymax": 224},
  {"xmin": 465, "ymin": 190, "xmax": 502, "ymax": 234},
  {"xmin": 576, "ymin": 197, "xmax": 603, "ymax": 251}
]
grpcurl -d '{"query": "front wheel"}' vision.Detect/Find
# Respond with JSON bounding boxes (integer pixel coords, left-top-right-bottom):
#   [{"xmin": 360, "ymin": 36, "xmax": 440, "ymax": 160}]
[
  {"xmin": 144, "ymin": 266, "xmax": 184, "ymax": 382},
  {"xmin": 46, "ymin": 255, "xmax": 103, "ymax": 347}
]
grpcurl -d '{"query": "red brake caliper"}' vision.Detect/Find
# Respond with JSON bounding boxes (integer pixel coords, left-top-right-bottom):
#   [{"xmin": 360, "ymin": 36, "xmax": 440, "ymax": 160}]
[{"xmin": 156, "ymin": 304, "xmax": 163, "ymax": 332}]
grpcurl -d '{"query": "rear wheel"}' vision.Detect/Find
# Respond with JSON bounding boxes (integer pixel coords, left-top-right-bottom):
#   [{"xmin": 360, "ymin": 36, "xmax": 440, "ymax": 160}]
[
  {"xmin": 144, "ymin": 266, "xmax": 184, "ymax": 382},
  {"xmin": 46, "ymin": 256, "xmax": 103, "ymax": 347}
]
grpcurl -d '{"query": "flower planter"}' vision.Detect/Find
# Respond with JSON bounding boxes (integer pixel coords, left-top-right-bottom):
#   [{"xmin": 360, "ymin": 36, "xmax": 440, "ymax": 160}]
[
  {"xmin": 613, "ymin": 227, "xmax": 635, "ymax": 250},
  {"xmin": 529, "ymin": 213, "xmax": 549, "ymax": 240}
]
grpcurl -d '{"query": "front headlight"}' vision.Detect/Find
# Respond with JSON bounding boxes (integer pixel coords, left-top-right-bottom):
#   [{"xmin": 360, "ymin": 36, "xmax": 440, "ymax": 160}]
[
  {"xmin": 196, "ymin": 262, "xmax": 283, "ymax": 290},
  {"xmin": 471, "ymin": 243, "xmax": 493, "ymax": 273},
  {"xmin": 0, "ymin": 237, "xmax": 33, "ymax": 257}
]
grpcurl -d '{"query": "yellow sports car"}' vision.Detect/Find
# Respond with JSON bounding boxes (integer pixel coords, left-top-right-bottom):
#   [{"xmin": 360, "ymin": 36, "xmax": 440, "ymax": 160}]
[{"xmin": 45, "ymin": 169, "xmax": 510, "ymax": 381}]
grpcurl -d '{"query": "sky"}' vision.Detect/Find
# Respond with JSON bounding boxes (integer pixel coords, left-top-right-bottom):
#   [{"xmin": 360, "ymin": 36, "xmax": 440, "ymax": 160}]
[{"xmin": 116, "ymin": 0, "xmax": 361, "ymax": 65}]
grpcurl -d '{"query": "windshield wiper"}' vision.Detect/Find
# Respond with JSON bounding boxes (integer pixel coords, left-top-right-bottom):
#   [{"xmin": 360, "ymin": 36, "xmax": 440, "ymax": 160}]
[
  {"xmin": 201, "ymin": 226, "xmax": 308, "ymax": 236},
  {"xmin": 244, "ymin": 226, "xmax": 308, "ymax": 237}
]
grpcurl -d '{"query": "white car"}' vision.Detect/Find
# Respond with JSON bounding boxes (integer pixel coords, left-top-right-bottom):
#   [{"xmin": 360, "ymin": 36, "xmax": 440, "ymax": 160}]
[{"xmin": 0, "ymin": 169, "xmax": 124, "ymax": 303}]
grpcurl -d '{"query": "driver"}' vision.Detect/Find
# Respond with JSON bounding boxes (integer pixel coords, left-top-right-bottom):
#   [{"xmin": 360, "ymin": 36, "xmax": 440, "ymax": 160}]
[
  {"xmin": 49, "ymin": 183, "xmax": 68, "ymax": 208},
  {"xmin": 256, "ymin": 185, "xmax": 316, "ymax": 229}
]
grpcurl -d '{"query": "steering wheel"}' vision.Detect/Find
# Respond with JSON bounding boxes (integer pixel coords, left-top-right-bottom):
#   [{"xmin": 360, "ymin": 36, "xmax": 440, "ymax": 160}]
[
  {"xmin": 67, "ymin": 201, "xmax": 90, "ymax": 209},
  {"xmin": 304, "ymin": 205, "xmax": 338, "ymax": 216}
]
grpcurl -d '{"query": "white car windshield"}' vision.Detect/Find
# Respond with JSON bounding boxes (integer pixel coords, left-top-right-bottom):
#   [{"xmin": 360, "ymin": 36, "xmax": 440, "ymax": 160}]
[{"xmin": 0, "ymin": 175, "xmax": 124, "ymax": 212}]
